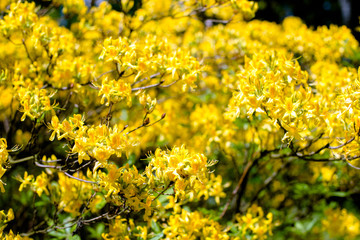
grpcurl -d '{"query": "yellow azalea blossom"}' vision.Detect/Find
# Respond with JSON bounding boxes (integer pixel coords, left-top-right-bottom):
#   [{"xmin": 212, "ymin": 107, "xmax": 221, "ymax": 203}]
[
  {"xmin": 0, "ymin": 138, "xmax": 8, "ymax": 165},
  {"xmin": 18, "ymin": 171, "xmax": 34, "ymax": 192},
  {"xmin": 163, "ymin": 209, "xmax": 229, "ymax": 239},
  {"xmin": 0, "ymin": 166, "xmax": 6, "ymax": 192},
  {"xmin": 1, "ymin": 0, "xmax": 360, "ymax": 239},
  {"xmin": 3, "ymin": 230, "xmax": 33, "ymax": 240},
  {"xmin": 235, "ymin": 205, "xmax": 273, "ymax": 239},
  {"xmin": 48, "ymin": 115, "xmax": 61, "ymax": 141},
  {"xmin": 322, "ymin": 207, "xmax": 360, "ymax": 239},
  {"xmin": 32, "ymin": 172, "xmax": 49, "ymax": 197},
  {"xmin": 98, "ymin": 77, "xmax": 132, "ymax": 106},
  {"xmin": 136, "ymin": 226, "xmax": 148, "ymax": 239}
]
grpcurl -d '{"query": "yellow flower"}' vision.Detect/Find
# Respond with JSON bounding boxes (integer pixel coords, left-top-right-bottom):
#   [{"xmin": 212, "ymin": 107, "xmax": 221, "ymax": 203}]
[
  {"xmin": 0, "ymin": 166, "xmax": 6, "ymax": 192},
  {"xmin": 93, "ymin": 146, "xmax": 113, "ymax": 164},
  {"xmin": 33, "ymin": 172, "xmax": 49, "ymax": 197},
  {"xmin": 0, "ymin": 138, "xmax": 8, "ymax": 165},
  {"xmin": 18, "ymin": 171, "xmax": 34, "ymax": 192},
  {"xmin": 48, "ymin": 115, "xmax": 61, "ymax": 141},
  {"xmin": 136, "ymin": 226, "xmax": 148, "ymax": 239}
]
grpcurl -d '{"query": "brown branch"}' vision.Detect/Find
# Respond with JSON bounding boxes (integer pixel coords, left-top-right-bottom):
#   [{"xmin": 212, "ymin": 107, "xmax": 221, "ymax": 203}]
[
  {"xmin": 296, "ymin": 156, "xmax": 345, "ymax": 162},
  {"xmin": 94, "ymin": 70, "xmax": 115, "ymax": 82},
  {"xmin": 126, "ymin": 113, "xmax": 165, "ymax": 135},
  {"xmin": 131, "ymin": 80, "xmax": 165, "ymax": 92},
  {"xmin": 296, "ymin": 143, "xmax": 330, "ymax": 157},
  {"xmin": 21, "ymin": 206, "xmax": 129, "ymax": 237},
  {"xmin": 220, "ymin": 150, "xmax": 272, "ymax": 218},
  {"xmin": 22, "ymin": 38, "xmax": 35, "ymax": 64},
  {"xmin": 145, "ymin": 113, "xmax": 166, "ymax": 127},
  {"xmin": 106, "ymin": 101, "xmax": 113, "ymax": 126},
  {"xmin": 67, "ymin": 159, "xmax": 95, "ymax": 173},
  {"xmin": 153, "ymin": 182, "xmax": 173, "ymax": 202},
  {"xmin": 298, "ymin": 133, "xmax": 324, "ymax": 152},
  {"xmin": 159, "ymin": 79, "xmax": 180, "ymax": 88},
  {"xmin": 131, "ymin": 73, "xmax": 161, "ymax": 87},
  {"xmin": 73, "ymin": 192, "xmax": 97, "ymax": 235},
  {"xmin": 246, "ymin": 161, "xmax": 290, "ymax": 210}
]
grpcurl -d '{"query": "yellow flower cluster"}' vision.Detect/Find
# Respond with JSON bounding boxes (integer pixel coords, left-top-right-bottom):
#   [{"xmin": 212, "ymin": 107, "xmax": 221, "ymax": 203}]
[
  {"xmin": 311, "ymin": 164, "xmax": 337, "ymax": 183},
  {"xmin": 0, "ymin": 138, "xmax": 8, "ymax": 166},
  {"xmin": 0, "ymin": 208, "xmax": 13, "ymax": 233},
  {"xmin": 98, "ymin": 77, "xmax": 132, "ymax": 106},
  {"xmin": 147, "ymin": 146, "xmax": 219, "ymax": 201},
  {"xmin": 1, "ymin": 207, "xmax": 32, "ymax": 239},
  {"xmin": 215, "ymin": 17, "xmax": 358, "ymax": 63},
  {"xmin": 98, "ymin": 163, "xmax": 152, "ymax": 220},
  {"xmin": 3, "ymin": 230, "xmax": 33, "ymax": 240},
  {"xmin": 195, "ymin": 173, "xmax": 227, "ymax": 204},
  {"xmin": 71, "ymin": 2, "xmax": 126, "ymax": 38},
  {"xmin": 99, "ymin": 36, "xmax": 201, "ymax": 91},
  {"xmin": 0, "ymin": 0, "xmax": 359, "ymax": 238},
  {"xmin": 309, "ymin": 62, "xmax": 360, "ymax": 160},
  {"xmin": 18, "ymin": 171, "xmax": 49, "ymax": 197},
  {"xmin": 53, "ymin": 0, "xmax": 87, "ymax": 16},
  {"xmin": 32, "ymin": 172, "xmax": 49, "ymax": 197},
  {"xmin": 48, "ymin": 115, "xmax": 137, "ymax": 164},
  {"xmin": 96, "ymin": 146, "xmax": 225, "ymax": 222},
  {"xmin": 223, "ymin": 46, "xmax": 360, "ymax": 165},
  {"xmin": 102, "ymin": 217, "xmax": 133, "ymax": 240},
  {"xmin": 0, "ymin": 1, "xmax": 38, "ymax": 36},
  {"xmin": 225, "ymin": 51, "xmax": 311, "ymax": 142},
  {"xmin": 163, "ymin": 209, "xmax": 229, "ymax": 239},
  {"xmin": 322, "ymin": 207, "xmax": 360, "ymax": 239},
  {"xmin": 203, "ymin": 0, "xmax": 258, "ymax": 21},
  {"xmin": 102, "ymin": 217, "xmax": 149, "ymax": 240},
  {"xmin": 0, "ymin": 139, "xmax": 8, "ymax": 193},
  {"xmin": 57, "ymin": 172, "xmax": 95, "ymax": 215},
  {"xmin": 134, "ymin": 0, "xmax": 258, "ymax": 32},
  {"xmin": 18, "ymin": 171, "xmax": 33, "ymax": 192},
  {"xmin": 139, "ymin": 92, "xmax": 157, "ymax": 114},
  {"xmin": 235, "ymin": 204, "xmax": 273, "ymax": 240},
  {"xmin": 17, "ymin": 88, "xmax": 58, "ymax": 121},
  {"xmin": 281, "ymin": 17, "xmax": 358, "ymax": 62}
]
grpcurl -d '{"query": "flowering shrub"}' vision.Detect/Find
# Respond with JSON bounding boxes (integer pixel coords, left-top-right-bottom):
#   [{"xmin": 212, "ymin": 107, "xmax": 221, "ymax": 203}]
[{"xmin": 0, "ymin": 0, "xmax": 359, "ymax": 239}]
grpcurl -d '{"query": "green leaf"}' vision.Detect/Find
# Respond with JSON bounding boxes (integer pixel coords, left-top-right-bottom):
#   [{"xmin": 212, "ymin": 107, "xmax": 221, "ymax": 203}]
[
  {"xmin": 48, "ymin": 230, "xmax": 68, "ymax": 239},
  {"xmin": 326, "ymin": 191, "xmax": 348, "ymax": 197},
  {"xmin": 88, "ymin": 223, "xmax": 105, "ymax": 239},
  {"xmin": 127, "ymin": 153, "xmax": 137, "ymax": 166},
  {"xmin": 149, "ymin": 233, "xmax": 164, "ymax": 240},
  {"xmin": 151, "ymin": 220, "xmax": 161, "ymax": 233},
  {"xmin": 69, "ymin": 235, "xmax": 81, "ymax": 240}
]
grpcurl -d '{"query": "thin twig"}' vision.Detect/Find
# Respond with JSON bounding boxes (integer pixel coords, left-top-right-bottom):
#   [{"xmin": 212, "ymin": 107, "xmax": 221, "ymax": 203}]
[
  {"xmin": 131, "ymin": 81, "xmax": 164, "ymax": 91},
  {"xmin": 220, "ymin": 150, "xmax": 272, "ymax": 218},
  {"xmin": 153, "ymin": 182, "xmax": 173, "ymax": 202},
  {"xmin": 9, "ymin": 155, "xmax": 35, "ymax": 164},
  {"xmin": 22, "ymin": 38, "xmax": 35, "ymax": 64},
  {"xmin": 220, "ymin": 160, "xmax": 253, "ymax": 218},
  {"xmin": 63, "ymin": 171, "xmax": 99, "ymax": 185},
  {"xmin": 246, "ymin": 161, "xmax": 290, "ymax": 210},
  {"xmin": 328, "ymin": 136, "xmax": 356, "ymax": 149},
  {"xmin": 35, "ymin": 161, "xmax": 63, "ymax": 169},
  {"xmin": 94, "ymin": 70, "xmax": 115, "ymax": 81},
  {"xmin": 131, "ymin": 73, "xmax": 160, "ymax": 87}
]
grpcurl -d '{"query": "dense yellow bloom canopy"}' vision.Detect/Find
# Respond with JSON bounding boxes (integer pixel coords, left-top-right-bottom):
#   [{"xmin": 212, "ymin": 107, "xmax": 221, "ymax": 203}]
[{"xmin": 0, "ymin": 0, "xmax": 359, "ymax": 239}]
